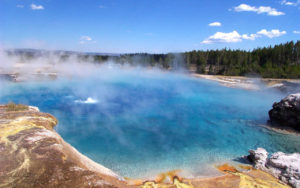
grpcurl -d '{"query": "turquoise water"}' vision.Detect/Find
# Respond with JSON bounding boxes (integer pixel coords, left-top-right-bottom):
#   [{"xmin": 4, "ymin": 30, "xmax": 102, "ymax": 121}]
[{"xmin": 1, "ymin": 69, "xmax": 300, "ymax": 178}]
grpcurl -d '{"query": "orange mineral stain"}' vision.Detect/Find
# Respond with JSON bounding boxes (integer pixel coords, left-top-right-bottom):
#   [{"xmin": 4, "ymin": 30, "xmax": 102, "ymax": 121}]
[{"xmin": 217, "ymin": 163, "xmax": 238, "ymax": 173}]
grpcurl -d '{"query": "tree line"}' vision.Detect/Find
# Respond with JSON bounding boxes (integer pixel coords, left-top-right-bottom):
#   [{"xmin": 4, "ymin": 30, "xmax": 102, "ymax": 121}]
[
  {"xmin": 184, "ymin": 40, "xmax": 300, "ymax": 78},
  {"xmin": 9, "ymin": 40, "xmax": 300, "ymax": 79},
  {"xmin": 94, "ymin": 40, "xmax": 300, "ymax": 78}
]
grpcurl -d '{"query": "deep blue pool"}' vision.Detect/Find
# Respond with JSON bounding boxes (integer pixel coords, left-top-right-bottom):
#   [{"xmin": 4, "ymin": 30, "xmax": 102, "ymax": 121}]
[{"xmin": 0, "ymin": 69, "xmax": 299, "ymax": 178}]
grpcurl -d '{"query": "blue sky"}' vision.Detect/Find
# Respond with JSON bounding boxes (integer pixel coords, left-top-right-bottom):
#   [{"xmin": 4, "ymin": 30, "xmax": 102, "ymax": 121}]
[{"xmin": 1, "ymin": 0, "xmax": 300, "ymax": 53}]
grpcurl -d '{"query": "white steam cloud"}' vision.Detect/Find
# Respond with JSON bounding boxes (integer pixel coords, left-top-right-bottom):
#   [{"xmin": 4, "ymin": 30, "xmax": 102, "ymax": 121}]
[{"xmin": 0, "ymin": 49, "xmax": 187, "ymax": 82}]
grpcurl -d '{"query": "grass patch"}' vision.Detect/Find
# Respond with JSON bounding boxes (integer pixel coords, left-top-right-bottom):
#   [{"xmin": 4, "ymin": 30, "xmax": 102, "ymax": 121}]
[{"xmin": 5, "ymin": 102, "xmax": 29, "ymax": 112}]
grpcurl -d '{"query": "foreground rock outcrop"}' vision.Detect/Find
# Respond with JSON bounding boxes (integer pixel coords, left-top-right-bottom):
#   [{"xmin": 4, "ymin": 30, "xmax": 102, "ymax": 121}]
[
  {"xmin": 248, "ymin": 148, "xmax": 300, "ymax": 188},
  {"xmin": 0, "ymin": 104, "xmax": 129, "ymax": 188},
  {"xmin": 269, "ymin": 93, "xmax": 300, "ymax": 131}
]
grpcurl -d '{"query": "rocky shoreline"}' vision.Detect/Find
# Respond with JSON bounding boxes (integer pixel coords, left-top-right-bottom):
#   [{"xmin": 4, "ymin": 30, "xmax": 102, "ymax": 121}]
[
  {"xmin": 2, "ymin": 72, "xmax": 300, "ymax": 94},
  {"xmin": 247, "ymin": 148, "xmax": 300, "ymax": 188},
  {"xmin": 1, "ymin": 104, "xmax": 299, "ymax": 187},
  {"xmin": 192, "ymin": 73, "xmax": 300, "ymax": 93}
]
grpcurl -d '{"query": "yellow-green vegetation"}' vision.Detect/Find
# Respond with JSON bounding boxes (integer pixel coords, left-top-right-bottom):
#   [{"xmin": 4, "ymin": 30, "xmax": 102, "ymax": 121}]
[{"xmin": 5, "ymin": 102, "xmax": 29, "ymax": 112}]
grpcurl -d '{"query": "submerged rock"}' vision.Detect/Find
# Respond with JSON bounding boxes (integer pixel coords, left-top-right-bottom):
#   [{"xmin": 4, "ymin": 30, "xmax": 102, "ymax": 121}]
[
  {"xmin": 269, "ymin": 93, "xmax": 300, "ymax": 131},
  {"xmin": 0, "ymin": 104, "xmax": 128, "ymax": 188},
  {"xmin": 247, "ymin": 148, "xmax": 300, "ymax": 188}
]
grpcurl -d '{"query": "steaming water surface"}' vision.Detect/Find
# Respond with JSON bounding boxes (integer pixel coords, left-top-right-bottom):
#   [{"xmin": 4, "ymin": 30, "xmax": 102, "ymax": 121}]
[{"xmin": 1, "ymin": 69, "xmax": 300, "ymax": 178}]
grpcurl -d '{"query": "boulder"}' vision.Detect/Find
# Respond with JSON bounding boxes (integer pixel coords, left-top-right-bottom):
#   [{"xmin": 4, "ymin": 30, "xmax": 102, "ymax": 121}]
[
  {"xmin": 269, "ymin": 93, "xmax": 300, "ymax": 131},
  {"xmin": 248, "ymin": 148, "xmax": 268, "ymax": 170},
  {"xmin": 247, "ymin": 148, "xmax": 300, "ymax": 188}
]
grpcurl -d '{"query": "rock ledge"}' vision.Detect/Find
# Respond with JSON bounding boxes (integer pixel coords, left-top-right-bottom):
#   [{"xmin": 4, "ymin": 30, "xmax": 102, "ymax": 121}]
[{"xmin": 0, "ymin": 104, "xmax": 128, "ymax": 188}]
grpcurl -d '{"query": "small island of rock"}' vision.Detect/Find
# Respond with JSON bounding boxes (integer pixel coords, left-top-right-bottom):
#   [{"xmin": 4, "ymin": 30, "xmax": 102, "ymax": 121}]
[{"xmin": 269, "ymin": 93, "xmax": 300, "ymax": 132}]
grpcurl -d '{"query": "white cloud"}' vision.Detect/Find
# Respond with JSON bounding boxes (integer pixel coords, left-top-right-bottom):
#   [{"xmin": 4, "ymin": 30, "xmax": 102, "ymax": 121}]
[
  {"xmin": 31, "ymin": 4, "xmax": 44, "ymax": 10},
  {"xmin": 256, "ymin": 29, "xmax": 286, "ymax": 38},
  {"xmin": 202, "ymin": 29, "xmax": 286, "ymax": 44},
  {"xmin": 81, "ymin": 36, "xmax": 92, "ymax": 41},
  {"xmin": 286, "ymin": 2, "xmax": 295, "ymax": 5},
  {"xmin": 16, "ymin": 4, "xmax": 24, "ymax": 8},
  {"xmin": 209, "ymin": 22, "xmax": 222, "ymax": 27},
  {"xmin": 234, "ymin": 4, "xmax": 257, "ymax": 12},
  {"xmin": 233, "ymin": 4, "xmax": 285, "ymax": 16},
  {"xmin": 241, "ymin": 34, "xmax": 258, "ymax": 40},
  {"xmin": 293, "ymin": 30, "xmax": 300, "ymax": 34},
  {"xmin": 281, "ymin": 0, "xmax": 300, "ymax": 6},
  {"xmin": 202, "ymin": 31, "xmax": 242, "ymax": 44},
  {"xmin": 79, "ymin": 36, "xmax": 96, "ymax": 44},
  {"xmin": 257, "ymin": 7, "xmax": 285, "ymax": 16}
]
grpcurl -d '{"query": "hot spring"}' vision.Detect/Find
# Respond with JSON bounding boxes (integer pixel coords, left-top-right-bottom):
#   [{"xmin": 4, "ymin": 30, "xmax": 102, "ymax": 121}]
[{"xmin": 0, "ymin": 68, "xmax": 300, "ymax": 178}]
